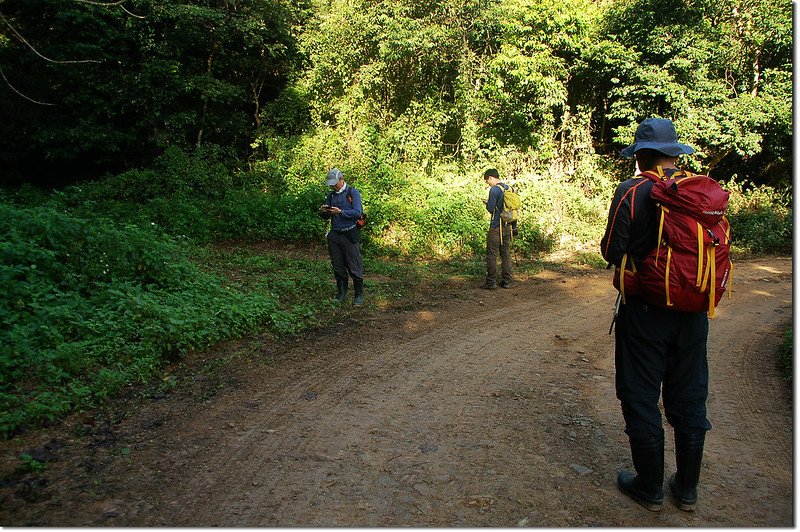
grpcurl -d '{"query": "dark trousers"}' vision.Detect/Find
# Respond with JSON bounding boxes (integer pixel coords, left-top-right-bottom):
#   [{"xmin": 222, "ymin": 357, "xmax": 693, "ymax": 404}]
[
  {"xmin": 485, "ymin": 225, "xmax": 512, "ymax": 283},
  {"xmin": 615, "ymin": 296, "xmax": 712, "ymax": 441},
  {"xmin": 327, "ymin": 229, "xmax": 363, "ymax": 282}
]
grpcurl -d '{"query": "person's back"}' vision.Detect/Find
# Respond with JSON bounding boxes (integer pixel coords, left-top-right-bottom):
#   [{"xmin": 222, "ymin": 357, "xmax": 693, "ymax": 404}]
[
  {"xmin": 601, "ymin": 118, "xmax": 712, "ymax": 513},
  {"xmin": 481, "ymin": 168, "xmax": 513, "ymax": 289},
  {"xmin": 601, "ymin": 175, "xmax": 658, "ymax": 268}
]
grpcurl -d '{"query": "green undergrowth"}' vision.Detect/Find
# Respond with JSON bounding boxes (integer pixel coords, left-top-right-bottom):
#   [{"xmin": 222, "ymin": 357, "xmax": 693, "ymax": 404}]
[{"xmin": 0, "ymin": 203, "xmax": 343, "ymax": 438}]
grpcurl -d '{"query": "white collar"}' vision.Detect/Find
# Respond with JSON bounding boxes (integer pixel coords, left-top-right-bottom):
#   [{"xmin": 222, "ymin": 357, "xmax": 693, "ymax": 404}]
[{"xmin": 334, "ymin": 182, "xmax": 348, "ymax": 195}]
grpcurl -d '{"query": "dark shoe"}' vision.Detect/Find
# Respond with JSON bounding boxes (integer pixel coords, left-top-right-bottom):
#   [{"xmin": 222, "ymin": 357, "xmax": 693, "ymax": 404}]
[
  {"xmin": 669, "ymin": 473, "xmax": 697, "ymax": 511},
  {"xmin": 353, "ymin": 278, "xmax": 364, "ymax": 306},
  {"xmin": 669, "ymin": 431, "xmax": 705, "ymax": 511},
  {"xmin": 617, "ymin": 436, "xmax": 664, "ymax": 511},
  {"xmin": 335, "ymin": 279, "xmax": 348, "ymax": 303},
  {"xmin": 482, "ymin": 281, "xmax": 497, "ymax": 290},
  {"xmin": 500, "ymin": 280, "xmax": 511, "ymax": 289},
  {"xmin": 617, "ymin": 470, "xmax": 663, "ymax": 512}
]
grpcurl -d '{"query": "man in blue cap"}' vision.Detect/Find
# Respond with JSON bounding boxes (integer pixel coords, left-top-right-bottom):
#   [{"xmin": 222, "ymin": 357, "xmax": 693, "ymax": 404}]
[
  {"xmin": 600, "ymin": 118, "xmax": 711, "ymax": 512},
  {"xmin": 319, "ymin": 168, "xmax": 365, "ymax": 305}
]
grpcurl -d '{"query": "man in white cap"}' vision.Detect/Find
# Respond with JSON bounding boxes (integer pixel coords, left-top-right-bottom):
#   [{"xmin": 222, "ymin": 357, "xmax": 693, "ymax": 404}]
[
  {"xmin": 320, "ymin": 168, "xmax": 365, "ymax": 305},
  {"xmin": 601, "ymin": 118, "xmax": 711, "ymax": 513}
]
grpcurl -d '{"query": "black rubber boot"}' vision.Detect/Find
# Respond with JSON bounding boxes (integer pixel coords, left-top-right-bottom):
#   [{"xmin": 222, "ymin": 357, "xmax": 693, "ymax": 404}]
[
  {"xmin": 669, "ymin": 431, "xmax": 705, "ymax": 511},
  {"xmin": 335, "ymin": 278, "xmax": 348, "ymax": 303},
  {"xmin": 353, "ymin": 278, "xmax": 363, "ymax": 306},
  {"xmin": 617, "ymin": 437, "xmax": 664, "ymax": 511}
]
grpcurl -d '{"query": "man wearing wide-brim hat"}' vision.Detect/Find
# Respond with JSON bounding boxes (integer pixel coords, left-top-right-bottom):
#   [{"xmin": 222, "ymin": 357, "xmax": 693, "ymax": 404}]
[{"xmin": 600, "ymin": 118, "xmax": 711, "ymax": 513}]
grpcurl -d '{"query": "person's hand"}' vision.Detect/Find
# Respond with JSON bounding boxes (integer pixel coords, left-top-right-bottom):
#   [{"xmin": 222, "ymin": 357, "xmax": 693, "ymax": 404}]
[{"xmin": 328, "ymin": 206, "xmax": 342, "ymax": 214}]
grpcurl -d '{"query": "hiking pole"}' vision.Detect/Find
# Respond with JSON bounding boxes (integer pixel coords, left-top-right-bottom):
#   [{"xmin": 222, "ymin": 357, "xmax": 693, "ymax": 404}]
[
  {"xmin": 608, "ymin": 293, "xmax": 621, "ymax": 335},
  {"xmin": 511, "ymin": 231, "xmax": 519, "ymax": 268}
]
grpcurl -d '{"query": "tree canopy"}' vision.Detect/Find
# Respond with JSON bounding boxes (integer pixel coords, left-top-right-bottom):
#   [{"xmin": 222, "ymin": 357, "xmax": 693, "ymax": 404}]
[{"xmin": 0, "ymin": 0, "xmax": 792, "ymax": 187}]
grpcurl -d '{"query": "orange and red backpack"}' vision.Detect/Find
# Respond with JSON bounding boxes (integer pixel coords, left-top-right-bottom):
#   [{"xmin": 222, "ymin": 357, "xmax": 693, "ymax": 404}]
[{"xmin": 615, "ymin": 167, "xmax": 732, "ymax": 317}]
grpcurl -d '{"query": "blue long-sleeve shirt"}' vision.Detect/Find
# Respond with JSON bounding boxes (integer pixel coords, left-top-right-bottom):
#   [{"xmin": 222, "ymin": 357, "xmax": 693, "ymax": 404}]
[
  {"xmin": 486, "ymin": 183, "xmax": 509, "ymax": 228},
  {"xmin": 326, "ymin": 183, "xmax": 363, "ymax": 232}
]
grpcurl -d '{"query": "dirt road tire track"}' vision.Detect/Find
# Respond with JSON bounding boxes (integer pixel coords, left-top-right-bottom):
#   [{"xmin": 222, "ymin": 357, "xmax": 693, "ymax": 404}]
[{"xmin": 0, "ymin": 257, "xmax": 792, "ymax": 526}]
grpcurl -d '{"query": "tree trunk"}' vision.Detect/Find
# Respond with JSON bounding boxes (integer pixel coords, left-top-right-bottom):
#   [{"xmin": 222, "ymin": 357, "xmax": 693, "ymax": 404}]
[
  {"xmin": 751, "ymin": 56, "xmax": 760, "ymax": 97},
  {"xmin": 251, "ymin": 79, "xmax": 263, "ymax": 130},
  {"xmin": 197, "ymin": 44, "xmax": 219, "ymax": 148}
]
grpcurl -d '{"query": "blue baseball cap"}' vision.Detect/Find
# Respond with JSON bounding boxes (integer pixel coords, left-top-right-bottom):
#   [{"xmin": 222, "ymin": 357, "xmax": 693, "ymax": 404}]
[{"xmin": 620, "ymin": 118, "xmax": 695, "ymax": 158}]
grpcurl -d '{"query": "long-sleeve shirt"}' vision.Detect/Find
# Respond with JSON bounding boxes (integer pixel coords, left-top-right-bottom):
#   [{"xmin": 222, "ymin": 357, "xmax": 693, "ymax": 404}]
[
  {"xmin": 326, "ymin": 183, "xmax": 363, "ymax": 232},
  {"xmin": 486, "ymin": 183, "xmax": 509, "ymax": 229},
  {"xmin": 600, "ymin": 168, "xmax": 680, "ymax": 268}
]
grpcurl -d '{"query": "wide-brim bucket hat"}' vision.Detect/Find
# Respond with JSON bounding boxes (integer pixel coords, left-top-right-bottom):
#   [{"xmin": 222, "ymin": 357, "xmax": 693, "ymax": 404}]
[{"xmin": 620, "ymin": 118, "xmax": 695, "ymax": 158}]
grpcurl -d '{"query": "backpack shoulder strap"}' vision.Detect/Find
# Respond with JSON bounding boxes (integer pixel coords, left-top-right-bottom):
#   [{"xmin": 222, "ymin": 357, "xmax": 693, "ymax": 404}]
[
  {"xmin": 602, "ymin": 178, "xmax": 651, "ymax": 259},
  {"xmin": 492, "ymin": 185, "xmax": 505, "ymax": 208},
  {"xmin": 639, "ymin": 170, "xmax": 661, "ymax": 183},
  {"xmin": 641, "ymin": 167, "xmax": 692, "ymax": 183},
  {"xmin": 346, "ymin": 185, "xmax": 360, "ymax": 205}
]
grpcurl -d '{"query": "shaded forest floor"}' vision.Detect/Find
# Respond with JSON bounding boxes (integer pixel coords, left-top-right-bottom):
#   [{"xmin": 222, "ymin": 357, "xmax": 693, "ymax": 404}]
[{"xmin": 0, "ymin": 254, "xmax": 792, "ymax": 526}]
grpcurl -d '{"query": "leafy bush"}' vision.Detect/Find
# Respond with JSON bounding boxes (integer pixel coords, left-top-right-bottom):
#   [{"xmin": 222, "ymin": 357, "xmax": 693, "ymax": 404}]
[
  {"xmin": 250, "ymin": 132, "xmax": 565, "ymax": 259},
  {"xmin": 723, "ymin": 178, "xmax": 792, "ymax": 254},
  {"xmin": 0, "ymin": 200, "xmax": 318, "ymax": 437},
  {"xmin": 214, "ymin": 188, "xmax": 326, "ymax": 241},
  {"xmin": 81, "ymin": 146, "xmax": 235, "ymax": 203},
  {"xmin": 51, "ymin": 147, "xmax": 327, "ymax": 244}
]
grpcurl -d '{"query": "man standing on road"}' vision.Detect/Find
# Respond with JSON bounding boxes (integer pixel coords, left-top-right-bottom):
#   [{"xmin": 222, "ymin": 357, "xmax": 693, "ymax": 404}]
[
  {"xmin": 600, "ymin": 118, "xmax": 711, "ymax": 512},
  {"xmin": 482, "ymin": 168, "xmax": 515, "ymax": 289},
  {"xmin": 319, "ymin": 168, "xmax": 365, "ymax": 306}
]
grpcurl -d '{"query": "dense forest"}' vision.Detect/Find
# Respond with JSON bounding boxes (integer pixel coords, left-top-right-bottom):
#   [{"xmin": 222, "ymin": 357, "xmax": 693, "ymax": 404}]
[{"xmin": 0, "ymin": 0, "xmax": 792, "ymax": 435}]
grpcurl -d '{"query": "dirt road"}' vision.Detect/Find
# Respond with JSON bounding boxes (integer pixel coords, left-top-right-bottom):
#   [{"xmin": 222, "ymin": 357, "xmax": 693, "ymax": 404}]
[{"xmin": 0, "ymin": 256, "xmax": 792, "ymax": 526}]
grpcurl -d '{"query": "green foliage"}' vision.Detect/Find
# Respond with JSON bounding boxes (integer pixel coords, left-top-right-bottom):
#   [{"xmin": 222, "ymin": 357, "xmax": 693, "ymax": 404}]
[
  {"xmin": 261, "ymin": 83, "xmax": 313, "ymax": 137},
  {"xmin": 50, "ymin": 146, "xmax": 326, "ymax": 244},
  {"xmin": 591, "ymin": 0, "xmax": 792, "ymax": 187},
  {"xmin": 1, "ymin": 0, "xmax": 792, "ymax": 192},
  {"xmin": 17, "ymin": 453, "xmax": 47, "ymax": 474},
  {"xmin": 571, "ymin": 251, "xmax": 607, "ymax": 269},
  {"xmin": 0, "ymin": 0, "xmax": 305, "ymax": 183},
  {"xmin": 722, "ymin": 178, "xmax": 792, "ymax": 254},
  {"xmin": 0, "ymin": 0, "xmax": 792, "ymax": 444},
  {"xmin": 112, "ymin": 145, "xmax": 235, "ymax": 201},
  {"xmin": 0, "ymin": 198, "xmax": 337, "ymax": 437}
]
